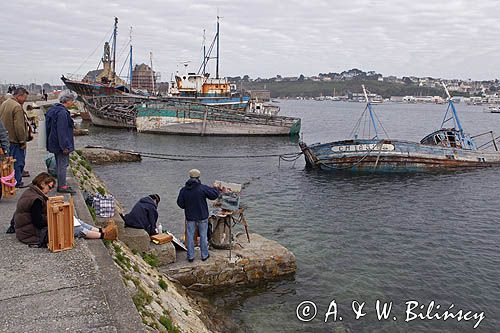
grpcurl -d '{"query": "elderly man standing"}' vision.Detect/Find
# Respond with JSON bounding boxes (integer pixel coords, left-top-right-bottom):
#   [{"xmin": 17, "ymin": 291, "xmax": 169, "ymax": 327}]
[
  {"xmin": 0, "ymin": 87, "xmax": 29, "ymax": 188},
  {"xmin": 177, "ymin": 169, "xmax": 220, "ymax": 262},
  {"xmin": 45, "ymin": 90, "xmax": 76, "ymax": 194}
]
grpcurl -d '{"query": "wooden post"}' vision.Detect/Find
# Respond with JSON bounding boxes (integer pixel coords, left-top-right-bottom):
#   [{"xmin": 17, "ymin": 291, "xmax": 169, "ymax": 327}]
[{"xmin": 47, "ymin": 196, "xmax": 74, "ymax": 252}]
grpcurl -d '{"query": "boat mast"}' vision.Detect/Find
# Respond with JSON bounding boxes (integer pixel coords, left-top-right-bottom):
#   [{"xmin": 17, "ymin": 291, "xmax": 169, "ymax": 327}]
[
  {"xmin": 150, "ymin": 51, "xmax": 155, "ymax": 95},
  {"xmin": 112, "ymin": 17, "xmax": 118, "ymax": 85},
  {"xmin": 362, "ymin": 85, "xmax": 379, "ymax": 139},
  {"xmin": 129, "ymin": 27, "xmax": 133, "ymax": 90},
  {"xmin": 203, "ymin": 29, "xmax": 207, "ymax": 74},
  {"xmin": 216, "ymin": 16, "xmax": 220, "ymax": 79},
  {"xmin": 441, "ymin": 83, "xmax": 464, "ymax": 132}
]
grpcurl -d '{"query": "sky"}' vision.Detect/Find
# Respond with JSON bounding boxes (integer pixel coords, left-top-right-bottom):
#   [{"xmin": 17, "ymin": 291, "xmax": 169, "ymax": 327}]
[{"xmin": 1, "ymin": 0, "xmax": 500, "ymax": 84}]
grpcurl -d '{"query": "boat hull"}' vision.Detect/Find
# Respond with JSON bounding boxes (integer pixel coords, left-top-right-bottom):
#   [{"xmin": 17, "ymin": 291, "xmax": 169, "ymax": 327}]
[
  {"xmin": 135, "ymin": 105, "xmax": 300, "ymax": 136},
  {"xmin": 299, "ymin": 139, "xmax": 500, "ymax": 172},
  {"xmin": 136, "ymin": 116, "xmax": 297, "ymax": 136},
  {"xmin": 62, "ymin": 77, "xmax": 124, "ymax": 97}
]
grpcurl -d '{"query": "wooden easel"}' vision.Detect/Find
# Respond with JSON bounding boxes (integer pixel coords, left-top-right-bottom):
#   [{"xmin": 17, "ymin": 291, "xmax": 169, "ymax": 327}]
[
  {"xmin": 0, "ymin": 151, "xmax": 16, "ymax": 198},
  {"xmin": 47, "ymin": 196, "xmax": 74, "ymax": 252}
]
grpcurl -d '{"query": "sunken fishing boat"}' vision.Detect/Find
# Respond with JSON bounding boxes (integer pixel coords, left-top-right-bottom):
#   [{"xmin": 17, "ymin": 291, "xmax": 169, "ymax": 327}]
[{"xmin": 300, "ymin": 84, "xmax": 500, "ymax": 172}]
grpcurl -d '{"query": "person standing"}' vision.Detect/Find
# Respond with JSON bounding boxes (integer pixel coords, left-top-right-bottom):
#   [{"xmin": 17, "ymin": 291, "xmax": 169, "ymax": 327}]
[
  {"xmin": 177, "ymin": 169, "xmax": 220, "ymax": 262},
  {"xmin": 45, "ymin": 90, "xmax": 76, "ymax": 194},
  {"xmin": 0, "ymin": 87, "xmax": 29, "ymax": 188},
  {"xmin": 0, "ymin": 119, "xmax": 9, "ymax": 156}
]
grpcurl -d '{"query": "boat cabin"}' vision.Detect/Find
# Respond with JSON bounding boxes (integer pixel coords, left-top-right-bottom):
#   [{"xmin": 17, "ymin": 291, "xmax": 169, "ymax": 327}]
[
  {"xmin": 174, "ymin": 72, "xmax": 231, "ymax": 97},
  {"xmin": 420, "ymin": 128, "xmax": 476, "ymax": 150}
]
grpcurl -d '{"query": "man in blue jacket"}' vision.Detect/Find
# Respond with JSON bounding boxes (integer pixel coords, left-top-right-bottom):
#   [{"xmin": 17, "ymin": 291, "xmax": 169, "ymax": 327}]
[
  {"xmin": 124, "ymin": 194, "xmax": 160, "ymax": 236},
  {"xmin": 177, "ymin": 169, "xmax": 220, "ymax": 262},
  {"xmin": 45, "ymin": 90, "xmax": 76, "ymax": 194}
]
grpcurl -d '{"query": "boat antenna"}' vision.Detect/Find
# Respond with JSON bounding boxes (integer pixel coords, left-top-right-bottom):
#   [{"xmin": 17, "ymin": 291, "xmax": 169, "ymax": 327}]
[
  {"xmin": 112, "ymin": 17, "xmax": 118, "ymax": 85},
  {"xmin": 362, "ymin": 84, "xmax": 379, "ymax": 139}
]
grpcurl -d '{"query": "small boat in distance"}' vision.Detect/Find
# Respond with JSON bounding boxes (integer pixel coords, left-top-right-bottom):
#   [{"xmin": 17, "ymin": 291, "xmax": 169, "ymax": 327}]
[
  {"xmin": 300, "ymin": 84, "xmax": 500, "ymax": 172},
  {"xmin": 485, "ymin": 105, "xmax": 500, "ymax": 113}
]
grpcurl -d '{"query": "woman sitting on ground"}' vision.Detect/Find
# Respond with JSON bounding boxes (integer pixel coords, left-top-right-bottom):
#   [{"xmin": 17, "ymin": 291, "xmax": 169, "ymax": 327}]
[{"xmin": 14, "ymin": 172, "xmax": 117, "ymax": 246}]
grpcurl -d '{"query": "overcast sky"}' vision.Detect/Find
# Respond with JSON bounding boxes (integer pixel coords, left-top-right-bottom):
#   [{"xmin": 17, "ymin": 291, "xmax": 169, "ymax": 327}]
[{"xmin": 1, "ymin": 0, "xmax": 500, "ymax": 84}]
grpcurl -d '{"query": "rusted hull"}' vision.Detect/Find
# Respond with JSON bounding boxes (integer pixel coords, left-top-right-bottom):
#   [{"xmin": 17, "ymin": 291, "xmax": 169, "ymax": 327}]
[
  {"xmin": 300, "ymin": 140, "xmax": 500, "ymax": 172},
  {"xmin": 62, "ymin": 78, "xmax": 123, "ymax": 97}
]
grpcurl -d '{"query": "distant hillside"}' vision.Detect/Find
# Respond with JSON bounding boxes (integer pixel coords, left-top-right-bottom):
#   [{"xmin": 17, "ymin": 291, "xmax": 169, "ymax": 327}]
[{"xmin": 239, "ymin": 80, "xmax": 446, "ymax": 98}]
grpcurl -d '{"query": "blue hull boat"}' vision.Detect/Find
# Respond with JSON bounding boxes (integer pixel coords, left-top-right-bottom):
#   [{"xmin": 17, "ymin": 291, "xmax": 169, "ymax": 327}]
[{"xmin": 300, "ymin": 85, "xmax": 500, "ymax": 172}]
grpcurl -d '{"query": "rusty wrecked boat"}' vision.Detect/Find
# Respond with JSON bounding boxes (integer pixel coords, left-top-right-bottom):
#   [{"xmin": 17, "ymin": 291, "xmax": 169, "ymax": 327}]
[{"xmin": 299, "ymin": 84, "xmax": 500, "ymax": 172}]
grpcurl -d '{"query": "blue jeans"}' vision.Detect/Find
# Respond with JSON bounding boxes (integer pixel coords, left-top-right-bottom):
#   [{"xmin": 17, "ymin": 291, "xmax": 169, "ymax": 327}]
[
  {"xmin": 8, "ymin": 143, "xmax": 26, "ymax": 186},
  {"xmin": 55, "ymin": 152, "xmax": 69, "ymax": 187},
  {"xmin": 74, "ymin": 220, "xmax": 95, "ymax": 238},
  {"xmin": 186, "ymin": 219, "xmax": 209, "ymax": 260}
]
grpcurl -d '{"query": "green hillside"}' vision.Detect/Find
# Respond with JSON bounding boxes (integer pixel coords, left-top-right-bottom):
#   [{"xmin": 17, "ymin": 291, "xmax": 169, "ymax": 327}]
[{"xmin": 239, "ymin": 80, "xmax": 445, "ymax": 99}]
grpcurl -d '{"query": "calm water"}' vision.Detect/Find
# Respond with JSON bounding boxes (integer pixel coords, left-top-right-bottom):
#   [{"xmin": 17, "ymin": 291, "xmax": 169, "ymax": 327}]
[{"xmin": 76, "ymin": 100, "xmax": 500, "ymax": 332}]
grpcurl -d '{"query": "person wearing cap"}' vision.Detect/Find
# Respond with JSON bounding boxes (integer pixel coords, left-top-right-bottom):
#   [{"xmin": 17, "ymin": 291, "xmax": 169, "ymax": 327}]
[
  {"xmin": 177, "ymin": 169, "xmax": 220, "ymax": 262},
  {"xmin": 123, "ymin": 194, "xmax": 161, "ymax": 236},
  {"xmin": 45, "ymin": 90, "xmax": 77, "ymax": 194}
]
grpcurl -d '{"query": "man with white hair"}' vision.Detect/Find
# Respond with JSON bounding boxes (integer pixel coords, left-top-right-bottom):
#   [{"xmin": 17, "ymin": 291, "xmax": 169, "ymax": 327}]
[
  {"xmin": 45, "ymin": 90, "xmax": 77, "ymax": 194},
  {"xmin": 0, "ymin": 87, "xmax": 30, "ymax": 187}
]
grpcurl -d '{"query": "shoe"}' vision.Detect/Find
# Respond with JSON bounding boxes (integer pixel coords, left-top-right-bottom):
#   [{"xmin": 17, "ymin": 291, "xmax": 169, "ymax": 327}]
[
  {"xmin": 187, "ymin": 258, "xmax": 194, "ymax": 263},
  {"xmin": 57, "ymin": 185, "xmax": 76, "ymax": 194},
  {"xmin": 202, "ymin": 254, "xmax": 210, "ymax": 261},
  {"xmin": 15, "ymin": 182, "xmax": 28, "ymax": 189},
  {"xmin": 6, "ymin": 225, "xmax": 15, "ymax": 234},
  {"xmin": 103, "ymin": 220, "xmax": 118, "ymax": 240},
  {"xmin": 22, "ymin": 170, "xmax": 30, "ymax": 177}
]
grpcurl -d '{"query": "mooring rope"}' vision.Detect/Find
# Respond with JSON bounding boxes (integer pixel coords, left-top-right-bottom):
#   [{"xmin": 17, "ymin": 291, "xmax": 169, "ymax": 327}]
[{"xmin": 84, "ymin": 145, "xmax": 303, "ymax": 161}]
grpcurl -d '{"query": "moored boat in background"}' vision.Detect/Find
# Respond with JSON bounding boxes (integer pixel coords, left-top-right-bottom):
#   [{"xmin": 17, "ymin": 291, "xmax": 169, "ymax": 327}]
[{"xmin": 135, "ymin": 99, "xmax": 300, "ymax": 136}]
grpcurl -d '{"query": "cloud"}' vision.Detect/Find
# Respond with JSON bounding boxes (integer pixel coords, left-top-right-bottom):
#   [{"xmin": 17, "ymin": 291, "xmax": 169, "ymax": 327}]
[{"xmin": 0, "ymin": 0, "xmax": 499, "ymax": 84}]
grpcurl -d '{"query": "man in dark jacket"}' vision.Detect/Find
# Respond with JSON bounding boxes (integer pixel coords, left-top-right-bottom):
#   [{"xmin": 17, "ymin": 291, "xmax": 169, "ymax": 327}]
[
  {"xmin": 45, "ymin": 90, "xmax": 76, "ymax": 193},
  {"xmin": 177, "ymin": 169, "xmax": 219, "ymax": 262},
  {"xmin": 124, "ymin": 194, "xmax": 160, "ymax": 236}
]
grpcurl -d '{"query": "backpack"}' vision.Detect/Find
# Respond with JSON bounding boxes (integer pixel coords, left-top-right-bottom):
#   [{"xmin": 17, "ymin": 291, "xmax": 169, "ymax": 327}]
[{"xmin": 45, "ymin": 153, "xmax": 57, "ymax": 177}]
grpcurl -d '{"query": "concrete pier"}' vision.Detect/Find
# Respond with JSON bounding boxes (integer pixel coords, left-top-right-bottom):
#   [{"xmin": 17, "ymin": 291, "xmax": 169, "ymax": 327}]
[{"xmin": 161, "ymin": 233, "xmax": 297, "ymax": 291}]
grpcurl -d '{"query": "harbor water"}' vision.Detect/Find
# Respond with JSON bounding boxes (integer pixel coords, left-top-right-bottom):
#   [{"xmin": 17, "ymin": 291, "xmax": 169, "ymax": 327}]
[{"xmin": 76, "ymin": 100, "xmax": 500, "ymax": 332}]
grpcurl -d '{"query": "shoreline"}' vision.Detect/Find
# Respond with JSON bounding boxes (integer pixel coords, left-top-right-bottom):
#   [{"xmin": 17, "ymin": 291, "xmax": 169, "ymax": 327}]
[{"xmin": 69, "ymin": 147, "xmax": 297, "ymax": 332}]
